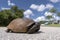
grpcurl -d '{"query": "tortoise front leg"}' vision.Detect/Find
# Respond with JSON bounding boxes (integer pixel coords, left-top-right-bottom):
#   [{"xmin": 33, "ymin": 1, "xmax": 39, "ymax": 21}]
[{"xmin": 27, "ymin": 22, "xmax": 40, "ymax": 34}]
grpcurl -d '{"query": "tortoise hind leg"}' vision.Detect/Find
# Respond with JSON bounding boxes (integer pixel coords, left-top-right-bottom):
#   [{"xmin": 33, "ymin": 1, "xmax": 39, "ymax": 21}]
[{"xmin": 6, "ymin": 29, "xmax": 12, "ymax": 32}]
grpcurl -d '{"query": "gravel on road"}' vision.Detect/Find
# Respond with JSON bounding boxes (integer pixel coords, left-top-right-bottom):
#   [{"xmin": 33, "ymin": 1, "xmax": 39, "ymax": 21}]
[{"xmin": 0, "ymin": 26, "xmax": 60, "ymax": 40}]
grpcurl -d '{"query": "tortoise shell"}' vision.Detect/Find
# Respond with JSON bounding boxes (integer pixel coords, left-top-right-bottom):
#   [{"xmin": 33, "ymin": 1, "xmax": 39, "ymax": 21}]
[{"xmin": 6, "ymin": 18, "xmax": 40, "ymax": 33}]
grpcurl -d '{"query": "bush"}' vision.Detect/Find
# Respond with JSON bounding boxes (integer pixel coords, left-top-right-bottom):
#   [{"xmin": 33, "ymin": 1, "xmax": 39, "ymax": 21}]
[
  {"xmin": 0, "ymin": 6, "xmax": 24, "ymax": 26},
  {"xmin": 40, "ymin": 21, "xmax": 46, "ymax": 24}
]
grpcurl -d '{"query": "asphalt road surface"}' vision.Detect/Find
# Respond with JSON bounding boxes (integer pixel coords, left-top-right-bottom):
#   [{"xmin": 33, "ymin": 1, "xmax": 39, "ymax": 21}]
[{"xmin": 0, "ymin": 26, "xmax": 60, "ymax": 40}]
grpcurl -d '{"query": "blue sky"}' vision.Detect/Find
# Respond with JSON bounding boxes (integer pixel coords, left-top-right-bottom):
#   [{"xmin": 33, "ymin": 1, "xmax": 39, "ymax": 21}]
[{"xmin": 0, "ymin": 0, "xmax": 60, "ymax": 22}]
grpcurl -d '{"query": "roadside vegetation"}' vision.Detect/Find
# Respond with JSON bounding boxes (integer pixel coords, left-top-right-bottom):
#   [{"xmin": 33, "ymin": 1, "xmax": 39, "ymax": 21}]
[
  {"xmin": 40, "ymin": 8, "xmax": 60, "ymax": 27},
  {"xmin": 0, "ymin": 6, "xmax": 24, "ymax": 26},
  {"xmin": 45, "ymin": 24, "xmax": 60, "ymax": 27}
]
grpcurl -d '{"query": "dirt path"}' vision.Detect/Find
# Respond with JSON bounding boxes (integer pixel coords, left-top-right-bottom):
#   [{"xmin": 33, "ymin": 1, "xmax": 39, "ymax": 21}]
[{"xmin": 0, "ymin": 26, "xmax": 60, "ymax": 40}]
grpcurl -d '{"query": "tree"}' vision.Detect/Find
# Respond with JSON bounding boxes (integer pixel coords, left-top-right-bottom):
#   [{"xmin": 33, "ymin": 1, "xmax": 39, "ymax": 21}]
[
  {"xmin": 11, "ymin": 6, "xmax": 24, "ymax": 18},
  {"xmin": 40, "ymin": 21, "xmax": 46, "ymax": 24},
  {"xmin": 48, "ymin": 8, "xmax": 60, "ymax": 24},
  {"xmin": 0, "ymin": 6, "xmax": 24, "ymax": 26},
  {"xmin": 45, "ymin": 8, "xmax": 56, "ymax": 24},
  {"xmin": 57, "ymin": 12, "xmax": 60, "ymax": 17},
  {"xmin": 49, "ymin": 8, "xmax": 56, "ymax": 13},
  {"xmin": 46, "ymin": 16, "xmax": 52, "ymax": 19},
  {"xmin": 46, "ymin": 8, "xmax": 56, "ymax": 19}
]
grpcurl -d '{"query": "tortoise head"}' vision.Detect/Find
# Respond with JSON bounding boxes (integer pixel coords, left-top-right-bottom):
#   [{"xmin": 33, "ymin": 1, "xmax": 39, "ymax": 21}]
[{"xmin": 27, "ymin": 22, "xmax": 41, "ymax": 34}]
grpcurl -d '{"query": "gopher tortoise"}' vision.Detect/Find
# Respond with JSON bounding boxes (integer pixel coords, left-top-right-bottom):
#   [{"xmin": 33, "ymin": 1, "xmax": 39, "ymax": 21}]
[{"xmin": 6, "ymin": 18, "xmax": 40, "ymax": 34}]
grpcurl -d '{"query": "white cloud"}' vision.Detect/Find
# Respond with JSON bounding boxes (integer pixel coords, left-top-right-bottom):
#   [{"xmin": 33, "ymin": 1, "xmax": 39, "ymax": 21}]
[
  {"xmin": 46, "ymin": 4, "xmax": 54, "ymax": 9},
  {"xmin": 44, "ymin": 12, "xmax": 53, "ymax": 16},
  {"xmin": 55, "ymin": 16, "xmax": 60, "ymax": 20},
  {"xmin": 24, "ymin": 9, "xmax": 33, "ymax": 15},
  {"xmin": 8, "ymin": 0, "xmax": 15, "ymax": 6},
  {"xmin": 50, "ymin": 0, "xmax": 60, "ymax": 3},
  {"xmin": 30, "ymin": 4, "xmax": 46, "ymax": 12},
  {"xmin": 1, "ymin": 7, "xmax": 10, "ymax": 10},
  {"xmin": 10, "ymin": 3, "xmax": 15, "ymax": 6},
  {"xmin": 52, "ymin": 14, "xmax": 56, "ymax": 18},
  {"xmin": 37, "ymin": 4, "xmax": 46, "ymax": 11},
  {"xmin": 8, "ymin": 0, "xmax": 10, "ymax": 6},
  {"xmin": 25, "ymin": 15, "xmax": 30, "ymax": 18},
  {"xmin": 30, "ymin": 4, "xmax": 39, "ymax": 10},
  {"xmin": 52, "ymin": 14, "xmax": 60, "ymax": 20},
  {"xmin": 30, "ymin": 4, "xmax": 54, "ymax": 12},
  {"xmin": 34, "ymin": 16, "xmax": 46, "ymax": 22},
  {"xmin": 24, "ymin": 9, "xmax": 33, "ymax": 18}
]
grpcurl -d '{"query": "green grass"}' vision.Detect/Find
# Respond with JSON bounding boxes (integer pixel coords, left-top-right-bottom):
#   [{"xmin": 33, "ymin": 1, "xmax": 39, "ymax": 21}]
[{"xmin": 46, "ymin": 24, "xmax": 60, "ymax": 27}]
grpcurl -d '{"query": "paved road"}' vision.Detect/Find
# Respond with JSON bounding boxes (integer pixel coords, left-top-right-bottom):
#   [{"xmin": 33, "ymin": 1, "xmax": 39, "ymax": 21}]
[{"xmin": 0, "ymin": 26, "xmax": 60, "ymax": 40}]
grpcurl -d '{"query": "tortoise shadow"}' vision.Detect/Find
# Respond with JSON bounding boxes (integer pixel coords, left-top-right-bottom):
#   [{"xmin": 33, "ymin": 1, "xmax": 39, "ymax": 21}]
[
  {"xmin": 6, "ymin": 31, "xmax": 44, "ymax": 34},
  {"xmin": 31, "ymin": 31, "xmax": 44, "ymax": 34}
]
